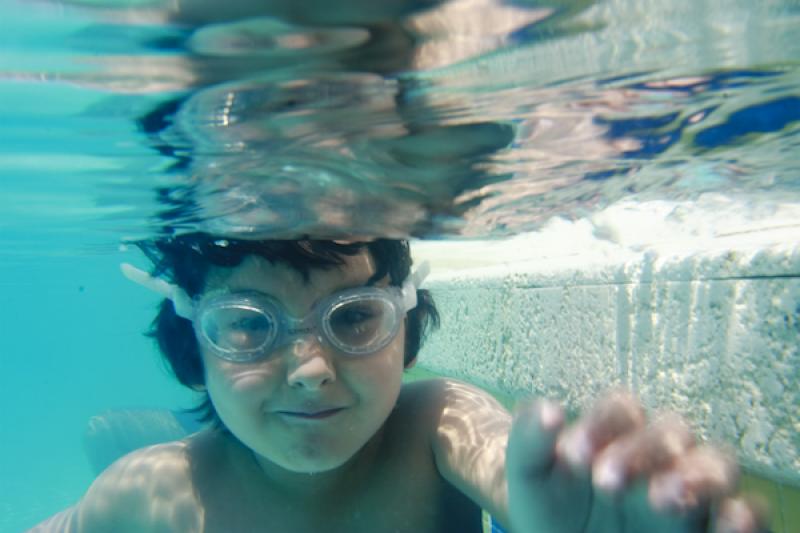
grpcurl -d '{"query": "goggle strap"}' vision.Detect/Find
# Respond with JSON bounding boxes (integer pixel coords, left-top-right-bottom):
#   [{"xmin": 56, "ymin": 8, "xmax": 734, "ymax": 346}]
[
  {"xmin": 120, "ymin": 263, "xmax": 194, "ymax": 319},
  {"xmin": 401, "ymin": 260, "xmax": 431, "ymax": 312},
  {"xmin": 121, "ymin": 259, "xmax": 433, "ymax": 319}
]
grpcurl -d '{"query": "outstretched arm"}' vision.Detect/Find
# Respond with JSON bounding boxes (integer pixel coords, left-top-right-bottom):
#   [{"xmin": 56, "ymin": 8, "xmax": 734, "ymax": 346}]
[
  {"xmin": 427, "ymin": 377, "xmax": 767, "ymax": 533},
  {"xmin": 428, "ymin": 378, "xmax": 514, "ymax": 528}
]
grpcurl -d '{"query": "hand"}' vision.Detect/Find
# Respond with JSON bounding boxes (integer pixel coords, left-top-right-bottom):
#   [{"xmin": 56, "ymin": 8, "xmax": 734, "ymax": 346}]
[{"xmin": 505, "ymin": 391, "xmax": 767, "ymax": 533}]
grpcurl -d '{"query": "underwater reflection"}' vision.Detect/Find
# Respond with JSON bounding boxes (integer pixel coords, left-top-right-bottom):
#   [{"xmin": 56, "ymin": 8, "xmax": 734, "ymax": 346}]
[
  {"xmin": 21, "ymin": 0, "xmax": 595, "ymax": 240},
  {"xmin": 5, "ymin": 0, "xmax": 800, "ymax": 246},
  {"xmin": 155, "ymin": 69, "xmax": 516, "ymax": 237}
]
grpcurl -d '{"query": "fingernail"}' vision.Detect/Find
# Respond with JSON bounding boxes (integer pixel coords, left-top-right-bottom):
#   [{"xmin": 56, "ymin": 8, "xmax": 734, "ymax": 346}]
[
  {"xmin": 594, "ymin": 458, "xmax": 623, "ymax": 492},
  {"xmin": 560, "ymin": 428, "xmax": 593, "ymax": 468},
  {"xmin": 650, "ymin": 471, "xmax": 687, "ymax": 511},
  {"xmin": 539, "ymin": 401, "xmax": 564, "ymax": 431}
]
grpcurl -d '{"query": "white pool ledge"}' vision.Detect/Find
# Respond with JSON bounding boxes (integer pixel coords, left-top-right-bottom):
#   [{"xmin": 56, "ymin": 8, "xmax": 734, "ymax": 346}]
[{"xmin": 416, "ymin": 234, "xmax": 800, "ymax": 485}]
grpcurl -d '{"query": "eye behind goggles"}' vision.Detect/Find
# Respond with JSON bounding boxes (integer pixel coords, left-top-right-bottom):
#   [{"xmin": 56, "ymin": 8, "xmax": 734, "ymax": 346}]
[
  {"xmin": 120, "ymin": 261, "xmax": 430, "ymax": 363},
  {"xmin": 196, "ymin": 286, "xmax": 406, "ymax": 362}
]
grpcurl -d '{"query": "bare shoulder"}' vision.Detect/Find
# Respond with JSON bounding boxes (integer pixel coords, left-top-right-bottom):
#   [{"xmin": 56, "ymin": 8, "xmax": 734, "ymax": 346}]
[
  {"xmin": 398, "ymin": 377, "xmax": 511, "ymax": 421},
  {"xmin": 74, "ymin": 436, "xmax": 203, "ymax": 533},
  {"xmin": 393, "ymin": 377, "xmax": 512, "ymax": 449}
]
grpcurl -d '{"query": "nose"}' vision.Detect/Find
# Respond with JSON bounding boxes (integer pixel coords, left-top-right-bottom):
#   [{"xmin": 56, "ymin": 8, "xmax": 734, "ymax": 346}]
[{"xmin": 285, "ymin": 337, "xmax": 336, "ymax": 390}]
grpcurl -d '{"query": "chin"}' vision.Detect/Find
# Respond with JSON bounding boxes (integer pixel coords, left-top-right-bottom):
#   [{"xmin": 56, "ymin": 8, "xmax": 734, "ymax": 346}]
[{"xmin": 282, "ymin": 449, "xmax": 356, "ymax": 474}]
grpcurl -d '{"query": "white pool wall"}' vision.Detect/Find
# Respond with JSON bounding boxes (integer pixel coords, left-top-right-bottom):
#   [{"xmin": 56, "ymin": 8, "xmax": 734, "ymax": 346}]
[{"xmin": 413, "ymin": 195, "xmax": 800, "ymax": 485}]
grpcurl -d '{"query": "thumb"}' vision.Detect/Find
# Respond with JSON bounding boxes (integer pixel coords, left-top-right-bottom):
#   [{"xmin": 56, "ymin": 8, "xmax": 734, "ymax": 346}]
[
  {"xmin": 507, "ymin": 399, "xmax": 565, "ymax": 480},
  {"xmin": 507, "ymin": 400, "xmax": 592, "ymax": 533}
]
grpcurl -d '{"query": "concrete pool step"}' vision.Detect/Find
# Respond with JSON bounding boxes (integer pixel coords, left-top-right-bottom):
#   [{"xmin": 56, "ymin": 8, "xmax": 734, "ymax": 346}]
[{"xmin": 418, "ymin": 242, "xmax": 800, "ymax": 489}]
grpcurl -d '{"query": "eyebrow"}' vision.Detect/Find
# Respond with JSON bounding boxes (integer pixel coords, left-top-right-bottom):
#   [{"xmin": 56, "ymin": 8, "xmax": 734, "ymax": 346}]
[
  {"xmin": 214, "ymin": 275, "xmax": 384, "ymax": 302},
  {"xmin": 327, "ymin": 275, "xmax": 385, "ymax": 295}
]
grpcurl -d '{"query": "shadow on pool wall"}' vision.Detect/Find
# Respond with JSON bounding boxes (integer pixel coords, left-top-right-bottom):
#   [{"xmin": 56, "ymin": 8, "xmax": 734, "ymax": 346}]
[{"xmin": 412, "ymin": 235, "xmax": 800, "ymax": 533}]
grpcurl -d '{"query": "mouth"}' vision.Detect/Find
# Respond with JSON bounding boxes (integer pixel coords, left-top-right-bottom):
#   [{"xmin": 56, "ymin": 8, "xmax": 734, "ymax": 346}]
[{"xmin": 276, "ymin": 407, "xmax": 345, "ymax": 420}]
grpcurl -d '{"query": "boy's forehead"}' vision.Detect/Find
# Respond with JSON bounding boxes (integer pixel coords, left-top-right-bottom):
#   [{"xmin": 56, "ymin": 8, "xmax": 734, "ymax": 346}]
[{"xmin": 204, "ymin": 250, "xmax": 377, "ymax": 294}]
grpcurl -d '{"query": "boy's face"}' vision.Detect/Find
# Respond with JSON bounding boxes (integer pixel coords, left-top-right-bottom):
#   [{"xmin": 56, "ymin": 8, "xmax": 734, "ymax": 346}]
[{"xmin": 198, "ymin": 250, "xmax": 406, "ymax": 474}]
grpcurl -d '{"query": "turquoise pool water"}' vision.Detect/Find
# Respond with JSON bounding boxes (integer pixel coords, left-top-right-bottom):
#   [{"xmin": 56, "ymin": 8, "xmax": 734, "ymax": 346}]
[
  {"xmin": 1, "ymin": 1, "xmax": 799, "ymax": 531},
  {"xmin": 0, "ymin": 254, "xmax": 196, "ymax": 531}
]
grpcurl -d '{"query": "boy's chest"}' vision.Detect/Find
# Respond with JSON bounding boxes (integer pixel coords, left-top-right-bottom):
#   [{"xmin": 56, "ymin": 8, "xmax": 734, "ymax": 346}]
[
  {"xmin": 197, "ymin": 446, "xmax": 481, "ymax": 533},
  {"xmin": 211, "ymin": 489, "xmax": 478, "ymax": 533}
]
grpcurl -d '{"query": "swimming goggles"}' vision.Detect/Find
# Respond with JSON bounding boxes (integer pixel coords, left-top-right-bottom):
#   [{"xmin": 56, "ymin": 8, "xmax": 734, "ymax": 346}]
[{"xmin": 120, "ymin": 261, "xmax": 430, "ymax": 362}]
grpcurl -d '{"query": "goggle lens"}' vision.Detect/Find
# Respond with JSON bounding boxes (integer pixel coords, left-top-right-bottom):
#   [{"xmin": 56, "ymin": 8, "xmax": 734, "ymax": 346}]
[
  {"xmin": 201, "ymin": 304, "xmax": 276, "ymax": 354},
  {"xmin": 197, "ymin": 290, "xmax": 401, "ymax": 360},
  {"xmin": 326, "ymin": 297, "xmax": 396, "ymax": 352}
]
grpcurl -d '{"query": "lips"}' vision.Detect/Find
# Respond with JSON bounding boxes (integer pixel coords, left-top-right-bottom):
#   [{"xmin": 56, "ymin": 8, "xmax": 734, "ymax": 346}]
[{"xmin": 276, "ymin": 407, "xmax": 345, "ymax": 420}]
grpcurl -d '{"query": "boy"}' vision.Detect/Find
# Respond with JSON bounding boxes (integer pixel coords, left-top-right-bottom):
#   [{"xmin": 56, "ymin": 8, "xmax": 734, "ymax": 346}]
[{"xmin": 32, "ymin": 236, "xmax": 763, "ymax": 532}]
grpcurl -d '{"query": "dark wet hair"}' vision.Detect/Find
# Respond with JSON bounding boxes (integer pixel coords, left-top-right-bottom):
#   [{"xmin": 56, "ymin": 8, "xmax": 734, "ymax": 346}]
[{"xmin": 135, "ymin": 234, "xmax": 439, "ymax": 427}]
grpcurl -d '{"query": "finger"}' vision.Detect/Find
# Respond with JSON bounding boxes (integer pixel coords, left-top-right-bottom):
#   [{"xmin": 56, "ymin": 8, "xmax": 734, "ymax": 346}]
[
  {"xmin": 593, "ymin": 414, "xmax": 695, "ymax": 492},
  {"xmin": 556, "ymin": 390, "xmax": 646, "ymax": 469},
  {"xmin": 507, "ymin": 400, "xmax": 595, "ymax": 533},
  {"xmin": 507, "ymin": 399, "xmax": 565, "ymax": 478},
  {"xmin": 649, "ymin": 445, "xmax": 738, "ymax": 513},
  {"xmin": 713, "ymin": 496, "xmax": 770, "ymax": 533}
]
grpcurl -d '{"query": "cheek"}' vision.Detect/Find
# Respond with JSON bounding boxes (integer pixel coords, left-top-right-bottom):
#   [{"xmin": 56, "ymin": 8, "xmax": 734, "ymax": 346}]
[
  {"xmin": 202, "ymin": 352, "xmax": 281, "ymax": 407},
  {"xmin": 354, "ymin": 333, "xmax": 406, "ymax": 393}
]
